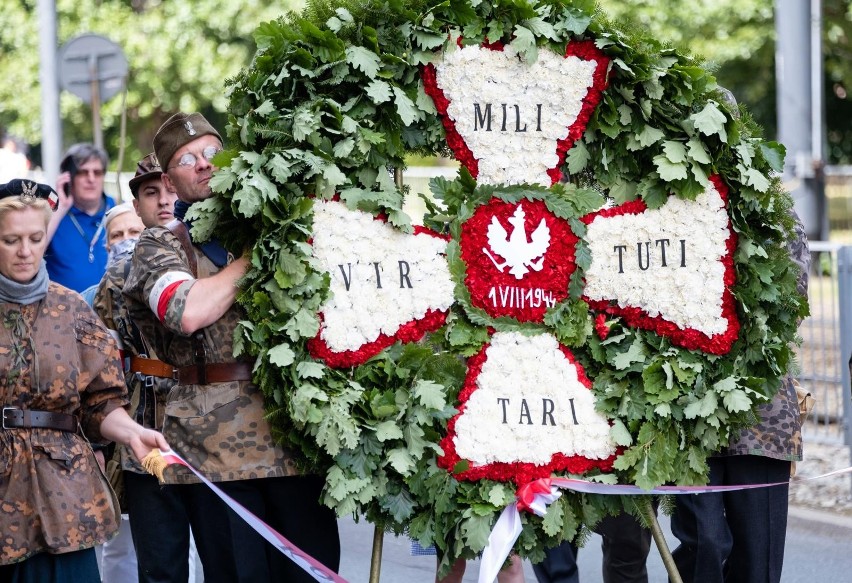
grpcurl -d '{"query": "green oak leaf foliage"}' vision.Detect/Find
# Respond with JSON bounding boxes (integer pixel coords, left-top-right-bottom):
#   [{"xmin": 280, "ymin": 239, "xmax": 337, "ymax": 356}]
[{"xmin": 212, "ymin": 0, "xmax": 807, "ymax": 569}]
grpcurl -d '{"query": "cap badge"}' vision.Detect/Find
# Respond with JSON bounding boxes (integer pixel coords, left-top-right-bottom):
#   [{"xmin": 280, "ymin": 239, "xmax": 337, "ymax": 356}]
[
  {"xmin": 20, "ymin": 181, "xmax": 37, "ymax": 202},
  {"xmin": 184, "ymin": 121, "xmax": 197, "ymax": 136}
]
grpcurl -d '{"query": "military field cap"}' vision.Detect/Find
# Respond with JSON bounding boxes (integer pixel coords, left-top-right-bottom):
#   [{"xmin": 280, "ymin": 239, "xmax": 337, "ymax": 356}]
[
  {"xmin": 0, "ymin": 179, "xmax": 59, "ymax": 210},
  {"xmin": 153, "ymin": 112, "xmax": 222, "ymax": 170},
  {"xmin": 128, "ymin": 152, "xmax": 163, "ymax": 198},
  {"xmin": 104, "ymin": 201, "xmax": 136, "ymax": 231}
]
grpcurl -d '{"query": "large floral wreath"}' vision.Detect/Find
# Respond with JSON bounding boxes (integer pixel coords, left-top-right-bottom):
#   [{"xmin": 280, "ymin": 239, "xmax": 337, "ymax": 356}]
[{"xmin": 188, "ymin": 0, "xmax": 807, "ymax": 569}]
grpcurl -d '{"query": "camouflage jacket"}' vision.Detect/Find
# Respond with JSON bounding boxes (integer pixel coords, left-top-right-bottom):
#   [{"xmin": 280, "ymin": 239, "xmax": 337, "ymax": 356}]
[
  {"xmin": 122, "ymin": 225, "xmax": 297, "ymax": 485},
  {"xmin": 94, "ymin": 254, "xmax": 175, "ymax": 474},
  {"xmin": 0, "ymin": 284, "xmax": 126, "ymax": 565},
  {"xmin": 722, "ymin": 210, "xmax": 810, "ymax": 461}
]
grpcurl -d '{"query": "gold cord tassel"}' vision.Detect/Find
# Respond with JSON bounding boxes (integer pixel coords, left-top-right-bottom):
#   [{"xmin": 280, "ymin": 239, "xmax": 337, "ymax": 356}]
[{"xmin": 141, "ymin": 448, "xmax": 169, "ymax": 483}]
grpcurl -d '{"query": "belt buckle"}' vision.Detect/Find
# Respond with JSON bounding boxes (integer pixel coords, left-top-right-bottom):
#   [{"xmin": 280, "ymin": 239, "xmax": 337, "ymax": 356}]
[{"xmin": 2, "ymin": 407, "xmax": 19, "ymax": 430}]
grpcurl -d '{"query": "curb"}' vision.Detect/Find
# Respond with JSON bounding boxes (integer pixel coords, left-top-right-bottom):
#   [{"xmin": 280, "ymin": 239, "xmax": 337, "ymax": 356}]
[{"xmin": 788, "ymin": 504, "xmax": 852, "ymax": 530}]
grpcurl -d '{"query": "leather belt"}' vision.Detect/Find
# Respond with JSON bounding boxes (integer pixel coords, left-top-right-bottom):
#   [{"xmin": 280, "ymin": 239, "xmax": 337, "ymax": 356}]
[
  {"xmin": 2, "ymin": 408, "xmax": 77, "ymax": 432},
  {"xmin": 176, "ymin": 362, "xmax": 253, "ymax": 385},
  {"xmin": 128, "ymin": 356, "xmax": 175, "ymax": 379}
]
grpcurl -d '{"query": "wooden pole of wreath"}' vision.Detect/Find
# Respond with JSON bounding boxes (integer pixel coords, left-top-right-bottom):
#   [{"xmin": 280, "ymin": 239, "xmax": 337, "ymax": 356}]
[
  {"xmin": 369, "ymin": 524, "xmax": 384, "ymax": 583},
  {"xmin": 366, "ymin": 165, "xmax": 407, "ymax": 583},
  {"xmin": 641, "ymin": 498, "xmax": 683, "ymax": 583}
]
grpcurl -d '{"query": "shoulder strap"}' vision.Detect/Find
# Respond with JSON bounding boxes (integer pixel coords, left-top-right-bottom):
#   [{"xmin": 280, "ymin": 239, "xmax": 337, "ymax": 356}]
[{"xmin": 165, "ymin": 219, "xmax": 198, "ymax": 278}]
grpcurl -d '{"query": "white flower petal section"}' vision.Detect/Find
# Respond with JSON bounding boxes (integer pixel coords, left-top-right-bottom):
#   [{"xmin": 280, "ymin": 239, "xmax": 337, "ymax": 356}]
[
  {"xmin": 435, "ymin": 44, "xmax": 596, "ymax": 186},
  {"xmin": 453, "ymin": 332, "xmax": 616, "ymax": 465},
  {"xmin": 584, "ymin": 182, "xmax": 730, "ymax": 335},
  {"xmin": 312, "ymin": 200, "xmax": 455, "ymax": 352}
]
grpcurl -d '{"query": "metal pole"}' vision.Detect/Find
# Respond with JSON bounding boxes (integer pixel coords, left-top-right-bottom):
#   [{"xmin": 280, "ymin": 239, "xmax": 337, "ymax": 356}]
[
  {"xmin": 810, "ymin": 0, "xmax": 828, "ymax": 240},
  {"xmin": 37, "ymin": 0, "xmax": 62, "ymax": 183},
  {"xmin": 776, "ymin": 0, "xmax": 822, "ymax": 240},
  {"xmin": 836, "ymin": 247, "xmax": 852, "ymax": 493},
  {"xmin": 810, "ymin": 0, "xmax": 823, "ymax": 165},
  {"xmin": 89, "ymin": 55, "xmax": 103, "ymax": 150},
  {"xmin": 838, "ymin": 246, "xmax": 852, "ymax": 442}
]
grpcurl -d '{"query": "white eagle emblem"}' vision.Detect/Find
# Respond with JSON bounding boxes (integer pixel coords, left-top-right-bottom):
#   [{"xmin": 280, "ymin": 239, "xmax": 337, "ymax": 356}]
[
  {"xmin": 20, "ymin": 181, "xmax": 37, "ymax": 201},
  {"xmin": 483, "ymin": 204, "xmax": 550, "ymax": 279}
]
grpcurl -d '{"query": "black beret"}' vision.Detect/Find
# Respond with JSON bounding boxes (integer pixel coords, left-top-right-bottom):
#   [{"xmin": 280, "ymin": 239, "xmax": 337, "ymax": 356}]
[{"xmin": 0, "ymin": 179, "xmax": 59, "ymax": 210}]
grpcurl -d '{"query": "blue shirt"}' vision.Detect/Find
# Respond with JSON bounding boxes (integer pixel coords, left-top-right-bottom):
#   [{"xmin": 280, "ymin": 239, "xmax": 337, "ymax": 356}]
[
  {"xmin": 45, "ymin": 195, "xmax": 115, "ymax": 292},
  {"xmin": 80, "ymin": 284, "xmax": 98, "ymax": 307}
]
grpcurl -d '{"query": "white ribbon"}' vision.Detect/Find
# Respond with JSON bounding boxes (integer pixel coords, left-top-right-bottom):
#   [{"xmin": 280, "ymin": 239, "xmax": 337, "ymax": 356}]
[
  {"xmin": 476, "ymin": 465, "xmax": 852, "ymax": 582},
  {"xmin": 159, "ymin": 450, "xmax": 347, "ymax": 583},
  {"xmin": 478, "ymin": 486, "xmax": 561, "ymax": 583}
]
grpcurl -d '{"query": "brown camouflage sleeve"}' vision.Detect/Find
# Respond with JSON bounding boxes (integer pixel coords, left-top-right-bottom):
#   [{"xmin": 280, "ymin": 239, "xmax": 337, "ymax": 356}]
[
  {"xmin": 93, "ymin": 266, "xmax": 119, "ymax": 333},
  {"xmin": 124, "ymin": 227, "xmax": 196, "ymax": 336},
  {"xmin": 74, "ymin": 305, "xmax": 129, "ymax": 441}
]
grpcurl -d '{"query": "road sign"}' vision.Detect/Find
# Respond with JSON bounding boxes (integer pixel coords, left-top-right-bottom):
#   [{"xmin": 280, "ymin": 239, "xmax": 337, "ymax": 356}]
[{"xmin": 58, "ymin": 33, "xmax": 128, "ymax": 105}]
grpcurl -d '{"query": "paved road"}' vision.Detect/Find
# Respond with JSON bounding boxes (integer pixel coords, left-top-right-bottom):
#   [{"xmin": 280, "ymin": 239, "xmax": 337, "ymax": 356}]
[{"xmin": 337, "ymin": 506, "xmax": 852, "ymax": 582}]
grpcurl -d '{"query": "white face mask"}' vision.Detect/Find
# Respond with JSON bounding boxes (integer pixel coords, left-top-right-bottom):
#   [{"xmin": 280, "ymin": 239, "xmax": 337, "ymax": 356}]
[{"xmin": 107, "ymin": 237, "xmax": 138, "ymax": 267}]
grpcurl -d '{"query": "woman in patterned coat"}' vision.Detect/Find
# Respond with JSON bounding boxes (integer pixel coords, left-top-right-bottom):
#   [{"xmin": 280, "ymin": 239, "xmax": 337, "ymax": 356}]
[{"xmin": 0, "ymin": 179, "xmax": 169, "ymax": 582}]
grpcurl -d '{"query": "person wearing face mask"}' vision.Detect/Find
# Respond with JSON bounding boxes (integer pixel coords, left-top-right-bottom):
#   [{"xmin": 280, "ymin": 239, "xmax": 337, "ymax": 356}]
[
  {"xmin": 47, "ymin": 143, "xmax": 116, "ymax": 292},
  {"xmin": 0, "ymin": 178, "xmax": 169, "ymax": 583},
  {"xmin": 79, "ymin": 199, "xmax": 145, "ymax": 581},
  {"xmin": 79, "ymin": 201, "xmax": 143, "ymax": 306}
]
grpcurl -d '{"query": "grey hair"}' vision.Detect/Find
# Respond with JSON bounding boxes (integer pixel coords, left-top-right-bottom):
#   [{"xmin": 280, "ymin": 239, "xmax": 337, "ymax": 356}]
[{"xmin": 62, "ymin": 142, "xmax": 109, "ymax": 170}]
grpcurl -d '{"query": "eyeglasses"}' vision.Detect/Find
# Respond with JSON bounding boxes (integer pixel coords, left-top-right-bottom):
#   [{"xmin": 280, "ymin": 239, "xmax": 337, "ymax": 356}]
[
  {"xmin": 77, "ymin": 168, "xmax": 105, "ymax": 178},
  {"xmin": 169, "ymin": 146, "xmax": 221, "ymax": 169}
]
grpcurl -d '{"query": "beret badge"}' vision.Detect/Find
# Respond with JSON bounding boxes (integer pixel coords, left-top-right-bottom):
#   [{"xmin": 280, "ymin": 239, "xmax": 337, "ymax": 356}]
[
  {"xmin": 20, "ymin": 181, "xmax": 37, "ymax": 202},
  {"xmin": 0, "ymin": 179, "xmax": 60, "ymax": 211}
]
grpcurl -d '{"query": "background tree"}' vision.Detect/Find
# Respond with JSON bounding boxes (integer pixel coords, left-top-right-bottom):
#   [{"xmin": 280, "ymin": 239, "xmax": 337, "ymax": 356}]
[
  {"xmin": 599, "ymin": 0, "xmax": 852, "ymax": 164},
  {"xmin": 1, "ymin": 0, "xmax": 850, "ymax": 166},
  {"xmin": 0, "ymin": 0, "xmax": 303, "ymax": 170}
]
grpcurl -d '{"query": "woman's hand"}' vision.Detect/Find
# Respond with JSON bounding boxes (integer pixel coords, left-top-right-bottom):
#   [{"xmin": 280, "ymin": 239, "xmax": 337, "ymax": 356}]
[
  {"xmin": 99, "ymin": 407, "xmax": 171, "ymax": 464},
  {"xmin": 126, "ymin": 427, "xmax": 171, "ymax": 464}
]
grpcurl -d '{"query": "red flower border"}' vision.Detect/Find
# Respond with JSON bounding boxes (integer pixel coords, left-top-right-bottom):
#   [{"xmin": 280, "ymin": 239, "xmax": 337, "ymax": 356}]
[
  {"xmin": 307, "ymin": 200, "xmax": 451, "ymax": 368},
  {"xmin": 459, "ymin": 197, "xmax": 577, "ymax": 322},
  {"xmin": 580, "ymin": 175, "xmax": 740, "ymax": 355},
  {"xmin": 548, "ymin": 40, "xmax": 611, "ymax": 184},
  {"xmin": 308, "ymin": 308, "xmax": 449, "ymax": 368},
  {"xmin": 438, "ymin": 338, "xmax": 616, "ymax": 486},
  {"xmin": 421, "ymin": 39, "xmax": 610, "ymax": 186}
]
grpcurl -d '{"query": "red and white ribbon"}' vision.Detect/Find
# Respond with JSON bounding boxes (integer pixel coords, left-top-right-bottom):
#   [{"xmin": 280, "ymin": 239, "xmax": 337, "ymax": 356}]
[
  {"xmin": 477, "ymin": 465, "xmax": 852, "ymax": 583},
  {"xmin": 158, "ymin": 450, "xmax": 348, "ymax": 583}
]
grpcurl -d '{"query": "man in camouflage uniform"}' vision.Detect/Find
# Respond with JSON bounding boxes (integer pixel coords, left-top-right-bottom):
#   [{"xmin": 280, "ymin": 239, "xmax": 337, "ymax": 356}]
[
  {"xmin": 122, "ymin": 113, "xmax": 340, "ymax": 583},
  {"xmin": 93, "ymin": 154, "xmax": 201, "ymax": 583},
  {"xmin": 670, "ymin": 209, "xmax": 810, "ymax": 583}
]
